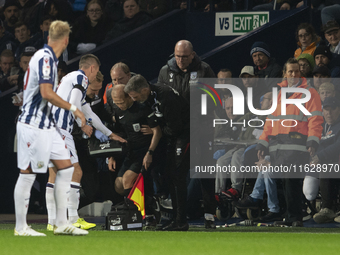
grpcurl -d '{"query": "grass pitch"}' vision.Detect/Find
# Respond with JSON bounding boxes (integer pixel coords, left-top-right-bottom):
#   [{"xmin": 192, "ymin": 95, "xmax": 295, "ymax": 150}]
[{"xmin": 1, "ymin": 224, "xmax": 340, "ymax": 255}]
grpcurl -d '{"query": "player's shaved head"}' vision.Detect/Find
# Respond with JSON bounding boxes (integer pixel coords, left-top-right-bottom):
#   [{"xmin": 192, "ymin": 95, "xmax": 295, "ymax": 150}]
[{"xmin": 79, "ymin": 54, "xmax": 101, "ymax": 69}]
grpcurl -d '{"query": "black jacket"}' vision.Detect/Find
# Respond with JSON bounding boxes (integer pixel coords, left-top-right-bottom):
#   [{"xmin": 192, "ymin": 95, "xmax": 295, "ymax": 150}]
[
  {"xmin": 144, "ymin": 83, "xmax": 189, "ymax": 138},
  {"xmin": 105, "ymin": 11, "xmax": 153, "ymax": 41},
  {"xmin": 157, "ymin": 54, "xmax": 215, "ymax": 102},
  {"xmin": 254, "ymin": 58, "xmax": 282, "ymax": 90},
  {"xmin": 0, "ymin": 31, "xmax": 16, "ymax": 54}
]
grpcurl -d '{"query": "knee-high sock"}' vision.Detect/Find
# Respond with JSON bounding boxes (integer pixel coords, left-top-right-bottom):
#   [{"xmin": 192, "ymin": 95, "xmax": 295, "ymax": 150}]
[
  {"xmin": 54, "ymin": 166, "xmax": 74, "ymax": 227},
  {"xmin": 68, "ymin": 182, "xmax": 80, "ymax": 224},
  {"xmin": 14, "ymin": 173, "xmax": 36, "ymax": 231},
  {"xmin": 46, "ymin": 182, "xmax": 56, "ymax": 226}
]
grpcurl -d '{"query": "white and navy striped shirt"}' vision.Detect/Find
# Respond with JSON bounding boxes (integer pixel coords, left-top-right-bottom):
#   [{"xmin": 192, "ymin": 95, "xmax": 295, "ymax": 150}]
[
  {"xmin": 52, "ymin": 70, "xmax": 88, "ymax": 133},
  {"xmin": 19, "ymin": 44, "xmax": 58, "ymax": 129}
]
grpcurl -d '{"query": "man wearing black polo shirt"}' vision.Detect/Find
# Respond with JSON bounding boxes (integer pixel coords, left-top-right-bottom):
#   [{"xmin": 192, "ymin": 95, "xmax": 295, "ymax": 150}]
[{"xmin": 107, "ymin": 84, "xmax": 162, "ymax": 197}]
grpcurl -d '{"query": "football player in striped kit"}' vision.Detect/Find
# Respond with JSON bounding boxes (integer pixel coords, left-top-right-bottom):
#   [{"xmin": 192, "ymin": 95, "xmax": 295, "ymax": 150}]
[
  {"xmin": 14, "ymin": 21, "xmax": 87, "ymax": 236},
  {"xmin": 46, "ymin": 55, "xmax": 126, "ymax": 231}
]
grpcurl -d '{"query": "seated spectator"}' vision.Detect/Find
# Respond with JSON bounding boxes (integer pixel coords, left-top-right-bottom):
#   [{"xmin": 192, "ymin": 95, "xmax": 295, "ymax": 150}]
[
  {"xmin": 250, "ymin": 41, "xmax": 282, "ymax": 90},
  {"xmin": 2, "ymin": 0, "xmax": 20, "ymax": 36},
  {"xmin": 239, "ymin": 65, "xmax": 269, "ymax": 110},
  {"xmin": 318, "ymin": 82, "xmax": 336, "ymax": 102},
  {"xmin": 32, "ymin": 15, "xmax": 53, "ymax": 50},
  {"xmin": 322, "ymin": 20, "xmax": 340, "ymax": 54},
  {"xmin": 312, "ymin": 65, "xmax": 331, "ymax": 92},
  {"xmin": 105, "ymin": 0, "xmax": 153, "ymax": 41},
  {"xmin": 216, "ymin": 68, "xmax": 233, "ymax": 104},
  {"xmin": 70, "ymin": 0, "xmax": 113, "ymax": 56},
  {"xmin": 296, "ymin": 53, "xmax": 315, "ymax": 78},
  {"xmin": 314, "ymin": 41, "xmax": 340, "ymax": 78},
  {"xmin": 321, "ymin": 4, "xmax": 340, "ymax": 25},
  {"xmin": 312, "ymin": 97, "xmax": 340, "ymax": 223},
  {"xmin": 294, "ymin": 23, "xmax": 320, "ymax": 59},
  {"xmin": 0, "ymin": 18, "xmax": 16, "ymax": 53},
  {"xmin": 0, "ymin": 49, "xmax": 15, "ymax": 93},
  {"xmin": 253, "ymin": 0, "xmax": 303, "ymax": 11},
  {"xmin": 44, "ymin": 0, "xmax": 74, "ymax": 25},
  {"xmin": 18, "ymin": 0, "xmax": 38, "ymax": 26},
  {"xmin": 215, "ymin": 93, "xmax": 272, "ymax": 196},
  {"xmin": 139, "ymin": 0, "xmax": 168, "ymax": 18},
  {"xmin": 9, "ymin": 46, "xmax": 35, "ymax": 91},
  {"xmin": 13, "ymin": 22, "xmax": 38, "ymax": 61}
]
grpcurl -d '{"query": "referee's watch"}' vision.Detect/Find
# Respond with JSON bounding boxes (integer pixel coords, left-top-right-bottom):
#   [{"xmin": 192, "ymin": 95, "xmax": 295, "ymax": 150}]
[{"xmin": 147, "ymin": 150, "xmax": 154, "ymax": 155}]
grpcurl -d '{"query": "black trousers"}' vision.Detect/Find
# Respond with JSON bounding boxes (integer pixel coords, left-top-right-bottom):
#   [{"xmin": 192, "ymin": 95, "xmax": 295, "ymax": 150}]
[
  {"xmin": 165, "ymin": 137, "xmax": 190, "ymax": 224},
  {"xmin": 320, "ymin": 178, "xmax": 340, "ymax": 209}
]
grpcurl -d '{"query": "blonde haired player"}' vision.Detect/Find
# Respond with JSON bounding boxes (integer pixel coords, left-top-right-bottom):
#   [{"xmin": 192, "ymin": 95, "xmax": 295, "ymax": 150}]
[{"xmin": 14, "ymin": 20, "xmax": 88, "ymax": 236}]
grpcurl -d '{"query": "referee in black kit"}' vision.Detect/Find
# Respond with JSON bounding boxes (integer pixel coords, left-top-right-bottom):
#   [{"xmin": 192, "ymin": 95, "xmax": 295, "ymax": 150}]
[
  {"xmin": 124, "ymin": 74, "xmax": 191, "ymax": 231},
  {"xmin": 107, "ymin": 85, "xmax": 162, "ymax": 197}
]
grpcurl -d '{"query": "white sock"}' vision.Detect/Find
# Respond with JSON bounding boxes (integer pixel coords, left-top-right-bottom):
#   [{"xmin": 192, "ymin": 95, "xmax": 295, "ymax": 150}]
[
  {"xmin": 204, "ymin": 213, "xmax": 215, "ymax": 221},
  {"xmin": 14, "ymin": 173, "xmax": 36, "ymax": 231},
  {"xmin": 45, "ymin": 182, "xmax": 56, "ymax": 226},
  {"xmin": 68, "ymin": 182, "xmax": 80, "ymax": 224},
  {"xmin": 54, "ymin": 166, "xmax": 74, "ymax": 227}
]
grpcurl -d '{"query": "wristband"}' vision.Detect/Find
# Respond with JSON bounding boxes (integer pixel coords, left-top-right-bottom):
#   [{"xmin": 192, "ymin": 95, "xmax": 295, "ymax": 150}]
[{"xmin": 69, "ymin": 104, "xmax": 77, "ymax": 113}]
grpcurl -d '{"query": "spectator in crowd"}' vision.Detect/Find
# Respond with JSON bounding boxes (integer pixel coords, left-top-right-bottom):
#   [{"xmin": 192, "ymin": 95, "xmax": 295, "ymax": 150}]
[
  {"xmin": 294, "ymin": 23, "xmax": 320, "ymax": 59},
  {"xmin": 217, "ymin": 68, "xmax": 232, "ymax": 79},
  {"xmin": 2, "ymin": 0, "xmax": 20, "ymax": 36},
  {"xmin": 105, "ymin": 0, "xmax": 153, "ymax": 41},
  {"xmin": 216, "ymin": 92, "xmax": 272, "ymax": 199},
  {"xmin": 250, "ymin": 41, "xmax": 282, "ymax": 90},
  {"xmin": 8, "ymin": 46, "xmax": 35, "ymax": 91},
  {"xmin": 312, "ymin": 65, "xmax": 331, "ymax": 92},
  {"xmin": 312, "ymin": 97, "xmax": 340, "ymax": 224},
  {"xmin": 256, "ymin": 58, "xmax": 323, "ymax": 227},
  {"xmin": 158, "ymin": 40, "xmax": 216, "ymax": 229},
  {"xmin": 139, "ymin": 0, "xmax": 168, "ymax": 18},
  {"xmin": 322, "ymin": 20, "xmax": 340, "ymax": 54},
  {"xmin": 108, "ymin": 84, "xmax": 162, "ymax": 197},
  {"xmin": 216, "ymin": 68, "xmax": 233, "ymax": 103},
  {"xmin": 235, "ymin": 92, "xmax": 283, "ymax": 222},
  {"xmin": 32, "ymin": 15, "xmax": 53, "ymax": 50},
  {"xmin": 321, "ymin": 4, "xmax": 340, "ymax": 25},
  {"xmin": 318, "ymin": 82, "xmax": 336, "ymax": 102},
  {"xmin": 18, "ymin": 0, "xmax": 38, "ymax": 26},
  {"xmin": 124, "ymin": 74, "xmax": 190, "ymax": 231},
  {"xmin": 70, "ymin": 0, "xmax": 113, "ymax": 56},
  {"xmin": 0, "ymin": 49, "xmax": 15, "ymax": 93},
  {"xmin": 253, "ymin": 0, "xmax": 303, "ymax": 11},
  {"xmin": 57, "ymin": 60, "xmax": 67, "ymax": 84},
  {"xmin": 13, "ymin": 22, "xmax": 40, "ymax": 61},
  {"xmin": 239, "ymin": 65, "xmax": 269, "ymax": 110},
  {"xmin": 44, "ymin": 0, "xmax": 74, "ymax": 25},
  {"xmin": 296, "ymin": 53, "xmax": 315, "ymax": 78},
  {"xmin": 314, "ymin": 42, "xmax": 340, "ymax": 78},
  {"xmin": 0, "ymin": 19, "xmax": 16, "ymax": 53}
]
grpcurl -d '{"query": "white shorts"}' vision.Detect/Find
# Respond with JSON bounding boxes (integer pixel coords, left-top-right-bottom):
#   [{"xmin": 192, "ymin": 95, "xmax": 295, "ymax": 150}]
[
  {"xmin": 58, "ymin": 129, "xmax": 78, "ymax": 164},
  {"xmin": 17, "ymin": 122, "xmax": 70, "ymax": 173}
]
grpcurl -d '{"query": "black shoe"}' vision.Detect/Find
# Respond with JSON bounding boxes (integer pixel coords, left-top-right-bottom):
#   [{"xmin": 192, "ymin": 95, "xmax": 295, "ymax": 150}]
[
  {"xmin": 173, "ymin": 222, "xmax": 189, "ymax": 231},
  {"xmin": 204, "ymin": 219, "xmax": 216, "ymax": 229},
  {"xmin": 160, "ymin": 220, "xmax": 189, "ymax": 231},
  {"xmin": 259, "ymin": 212, "xmax": 283, "ymax": 222},
  {"xmin": 145, "ymin": 215, "xmax": 157, "ymax": 229},
  {"xmin": 235, "ymin": 196, "xmax": 262, "ymax": 209}
]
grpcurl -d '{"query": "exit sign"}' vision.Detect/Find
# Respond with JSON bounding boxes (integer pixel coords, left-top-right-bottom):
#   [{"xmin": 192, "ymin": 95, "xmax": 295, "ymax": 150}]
[{"xmin": 215, "ymin": 12, "xmax": 269, "ymax": 36}]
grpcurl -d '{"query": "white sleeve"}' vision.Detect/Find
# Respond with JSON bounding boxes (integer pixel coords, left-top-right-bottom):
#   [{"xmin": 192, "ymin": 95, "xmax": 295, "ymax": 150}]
[
  {"xmin": 69, "ymin": 88, "xmax": 83, "ymax": 127},
  {"xmin": 81, "ymin": 103, "xmax": 112, "ymax": 136}
]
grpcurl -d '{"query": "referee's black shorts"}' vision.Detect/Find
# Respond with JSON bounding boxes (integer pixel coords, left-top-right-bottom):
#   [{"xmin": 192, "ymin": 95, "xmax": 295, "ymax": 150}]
[{"xmin": 117, "ymin": 147, "xmax": 148, "ymax": 177}]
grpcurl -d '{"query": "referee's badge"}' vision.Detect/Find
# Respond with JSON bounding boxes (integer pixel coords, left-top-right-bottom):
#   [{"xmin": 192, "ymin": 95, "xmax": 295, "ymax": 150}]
[{"xmin": 133, "ymin": 123, "xmax": 141, "ymax": 132}]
